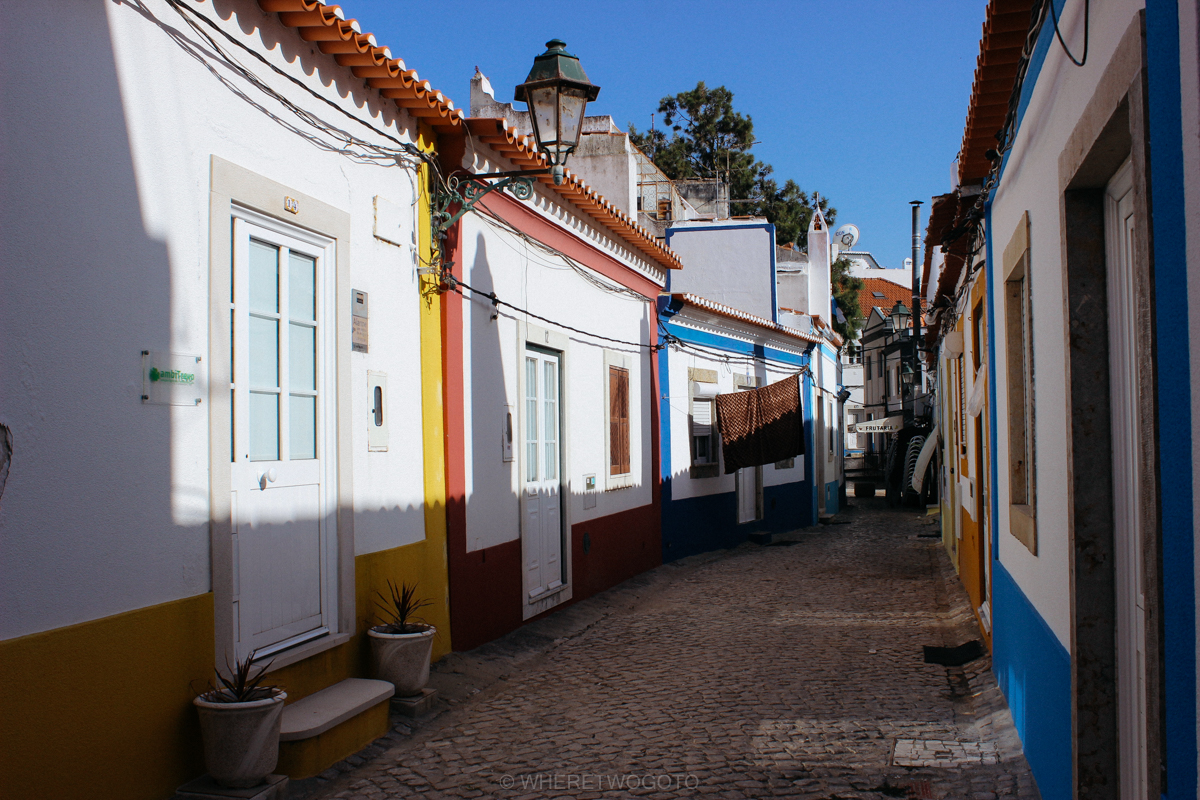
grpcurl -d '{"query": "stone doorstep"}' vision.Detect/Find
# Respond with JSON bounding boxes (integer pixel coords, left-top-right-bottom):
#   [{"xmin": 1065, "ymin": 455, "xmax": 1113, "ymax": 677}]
[
  {"xmin": 176, "ymin": 773, "xmax": 287, "ymax": 800},
  {"xmin": 279, "ymin": 678, "xmax": 395, "ymax": 742},
  {"xmin": 391, "ymin": 687, "xmax": 438, "ymax": 718}
]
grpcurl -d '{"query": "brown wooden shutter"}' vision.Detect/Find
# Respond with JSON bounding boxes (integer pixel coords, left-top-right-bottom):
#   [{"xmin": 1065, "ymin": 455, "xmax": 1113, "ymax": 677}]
[{"xmin": 610, "ymin": 366, "xmax": 630, "ymax": 475}]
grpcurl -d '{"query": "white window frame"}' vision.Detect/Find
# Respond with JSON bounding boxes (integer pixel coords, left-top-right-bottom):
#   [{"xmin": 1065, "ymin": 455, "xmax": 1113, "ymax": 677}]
[{"xmin": 689, "ymin": 378, "xmax": 720, "ymax": 477}]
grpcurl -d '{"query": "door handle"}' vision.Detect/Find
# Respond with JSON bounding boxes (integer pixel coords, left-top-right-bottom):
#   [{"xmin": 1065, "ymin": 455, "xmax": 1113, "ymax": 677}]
[{"xmin": 258, "ymin": 468, "xmax": 277, "ymax": 490}]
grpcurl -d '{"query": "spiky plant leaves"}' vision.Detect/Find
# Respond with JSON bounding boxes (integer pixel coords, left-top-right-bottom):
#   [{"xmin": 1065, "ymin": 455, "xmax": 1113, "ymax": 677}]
[
  {"xmin": 373, "ymin": 580, "xmax": 433, "ymax": 634},
  {"xmin": 200, "ymin": 649, "xmax": 280, "ymax": 703}
]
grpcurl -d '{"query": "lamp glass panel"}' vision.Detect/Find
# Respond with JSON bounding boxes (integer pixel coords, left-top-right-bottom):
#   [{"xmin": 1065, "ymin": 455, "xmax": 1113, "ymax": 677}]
[
  {"xmin": 527, "ymin": 86, "xmax": 559, "ymax": 146},
  {"xmin": 556, "ymin": 89, "xmax": 588, "ymax": 150}
]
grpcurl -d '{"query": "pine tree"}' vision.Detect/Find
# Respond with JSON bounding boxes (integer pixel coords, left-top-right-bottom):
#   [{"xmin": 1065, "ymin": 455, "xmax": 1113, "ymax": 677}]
[{"xmin": 629, "ymin": 82, "xmax": 834, "ymax": 247}]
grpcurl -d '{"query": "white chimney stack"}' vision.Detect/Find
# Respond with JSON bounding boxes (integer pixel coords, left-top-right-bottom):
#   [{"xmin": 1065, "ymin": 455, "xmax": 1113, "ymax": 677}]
[{"xmin": 806, "ymin": 205, "xmax": 832, "ymax": 327}]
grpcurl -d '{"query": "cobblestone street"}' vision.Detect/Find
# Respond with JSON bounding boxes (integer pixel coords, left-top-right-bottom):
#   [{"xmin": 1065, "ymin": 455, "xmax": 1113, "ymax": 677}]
[{"xmin": 307, "ymin": 500, "xmax": 1040, "ymax": 800}]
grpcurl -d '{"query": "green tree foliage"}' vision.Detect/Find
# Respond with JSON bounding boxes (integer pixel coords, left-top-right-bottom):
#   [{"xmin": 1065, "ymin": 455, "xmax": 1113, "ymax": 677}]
[
  {"xmin": 831, "ymin": 256, "xmax": 866, "ymax": 342},
  {"xmin": 629, "ymin": 81, "xmax": 835, "ymax": 247}
]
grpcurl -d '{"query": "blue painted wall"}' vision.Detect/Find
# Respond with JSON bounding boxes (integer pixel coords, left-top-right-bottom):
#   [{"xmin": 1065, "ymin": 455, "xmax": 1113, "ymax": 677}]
[
  {"xmin": 661, "ymin": 477, "xmax": 813, "ymax": 562},
  {"xmin": 984, "ymin": 13, "xmax": 1069, "ymax": 800},
  {"xmin": 992, "ymin": 562, "xmax": 1071, "ymax": 800},
  {"xmin": 824, "ymin": 481, "xmax": 840, "ymax": 516},
  {"xmin": 657, "ymin": 303, "xmax": 818, "ymax": 563},
  {"xmin": 1146, "ymin": 1, "xmax": 1197, "ymax": 796}
]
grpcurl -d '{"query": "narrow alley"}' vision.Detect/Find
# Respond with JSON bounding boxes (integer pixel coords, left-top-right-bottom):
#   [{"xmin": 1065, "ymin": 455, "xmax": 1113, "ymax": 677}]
[
  {"xmin": 300, "ymin": 501, "xmax": 1038, "ymax": 800},
  {"xmin": 6, "ymin": 3, "xmax": 1199, "ymax": 799}
]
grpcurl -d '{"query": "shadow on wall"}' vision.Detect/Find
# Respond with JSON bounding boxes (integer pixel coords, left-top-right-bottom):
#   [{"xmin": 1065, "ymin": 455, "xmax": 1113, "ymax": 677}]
[
  {"xmin": 448, "ymin": 234, "xmax": 526, "ymax": 650},
  {"xmin": 0, "ymin": 6, "xmax": 440, "ymax": 799},
  {"xmin": 0, "ymin": 3, "xmax": 202, "ymax": 799},
  {"xmin": 448, "ymin": 234, "xmax": 663, "ymax": 650}
]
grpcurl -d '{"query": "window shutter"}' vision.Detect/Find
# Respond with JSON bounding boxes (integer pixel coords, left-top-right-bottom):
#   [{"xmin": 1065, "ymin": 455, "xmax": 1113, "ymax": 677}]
[
  {"xmin": 692, "ymin": 398, "xmax": 712, "ymax": 437},
  {"xmin": 610, "ymin": 367, "xmax": 630, "ymax": 475}
]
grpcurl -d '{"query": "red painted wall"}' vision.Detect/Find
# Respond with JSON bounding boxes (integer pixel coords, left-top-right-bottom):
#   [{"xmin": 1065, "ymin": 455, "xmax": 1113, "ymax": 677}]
[
  {"xmin": 441, "ymin": 134, "xmax": 665, "ymax": 651},
  {"xmin": 570, "ymin": 503, "xmax": 662, "ymax": 602}
]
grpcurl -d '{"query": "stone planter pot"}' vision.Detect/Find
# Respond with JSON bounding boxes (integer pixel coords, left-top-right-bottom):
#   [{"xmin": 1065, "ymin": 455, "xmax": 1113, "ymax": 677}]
[
  {"xmin": 368, "ymin": 626, "xmax": 435, "ymax": 697},
  {"xmin": 193, "ymin": 691, "xmax": 287, "ymax": 788}
]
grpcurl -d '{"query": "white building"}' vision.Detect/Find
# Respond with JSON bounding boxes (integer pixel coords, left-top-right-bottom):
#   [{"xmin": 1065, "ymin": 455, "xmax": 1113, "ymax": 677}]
[{"xmin": 1, "ymin": 0, "xmax": 467, "ymax": 795}]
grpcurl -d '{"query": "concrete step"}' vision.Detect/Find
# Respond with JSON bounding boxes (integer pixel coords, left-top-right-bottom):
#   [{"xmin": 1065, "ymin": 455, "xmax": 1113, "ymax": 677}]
[{"xmin": 280, "ymin": 678, "xmax": 394, "ymax": 742}]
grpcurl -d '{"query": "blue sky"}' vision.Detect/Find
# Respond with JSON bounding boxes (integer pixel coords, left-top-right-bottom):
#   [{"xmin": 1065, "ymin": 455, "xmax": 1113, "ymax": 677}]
[{"xmin": 337, "ymin": 0, "xmax": 987, "ymax": 270}]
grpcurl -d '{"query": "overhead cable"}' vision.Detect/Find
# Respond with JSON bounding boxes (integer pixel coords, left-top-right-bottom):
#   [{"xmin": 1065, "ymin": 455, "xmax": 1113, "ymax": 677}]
[
  {"xmin": 449, "ymin": 275, "xmax": 659, "ymax": 351},
  {"xmin": 156, "ymin": 0, "xmax": 426, "ymax": 168}
]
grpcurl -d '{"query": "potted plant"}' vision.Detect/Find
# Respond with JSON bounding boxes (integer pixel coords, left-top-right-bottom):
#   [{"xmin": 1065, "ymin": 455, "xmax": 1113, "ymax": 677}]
[
  {"xmin": 193, "ymin": 651, "xmax": 286, "ymax": 788},
  {"xmin": 367, "ymin": 580, "xmax": 435, "ymax": 697}
]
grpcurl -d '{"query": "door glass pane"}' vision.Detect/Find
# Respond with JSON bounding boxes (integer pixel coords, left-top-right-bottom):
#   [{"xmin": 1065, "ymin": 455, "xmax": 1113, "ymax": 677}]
[
  {"xmin": 249, "ymin": 240, "xmax": 279, "ymax": 314},
  {"xmin": 250, "ymin": 316, "xmax": 279, "ymax": 388},
  {"xmin": 543, "ymin": 361, "xmax": 557, "ymax": 481},
  {"xmin": 249, "ymin": 392, "xmax": 279, "ymax": 461},
  {"xmin": 290, "ymin": 395, "xmax": 316, "ymax": 460},
  {"xmin": 289, "ymin": 323, "xmax": 315, "ymax": 390},
  {"xmin": 525, "ymin": 357, "xmax": 538, "ymax": 482},
  {"xmin": 289, "ymin": 253, "xmax": 316, "ymax": 321}
]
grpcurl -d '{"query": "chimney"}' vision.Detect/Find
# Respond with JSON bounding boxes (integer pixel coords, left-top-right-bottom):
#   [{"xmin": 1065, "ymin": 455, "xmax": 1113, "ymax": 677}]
[{"xmin": 807, "ymin": 205, "xmax": 832, "ymax": 327}]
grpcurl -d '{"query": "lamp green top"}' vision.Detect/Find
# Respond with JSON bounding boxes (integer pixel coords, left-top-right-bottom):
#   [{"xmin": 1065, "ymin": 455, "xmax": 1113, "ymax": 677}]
[{"xmin": 515, "ymin": 39, "xmax": 600, "ymax": 103}]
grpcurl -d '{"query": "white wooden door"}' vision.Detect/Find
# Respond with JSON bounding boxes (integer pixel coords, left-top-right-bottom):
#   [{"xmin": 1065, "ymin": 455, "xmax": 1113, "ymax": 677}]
[
  {"xmin": 521, "ymin": 348, "xmax": 563, "ymax": 600},
  {"xmin": 816, "ymin": 397, "xmax": 827, "ymax": 513},
  {"xmin": 230, "ymin": 219, "xmax": 332, "ymax": 660},
  {"xmin": 1106, "ymin": 160, "xmax": 1147, "ymax": 800},
  {"xmin": 736, "ymin": 466, "xmax": 761, "ymax": 524}
]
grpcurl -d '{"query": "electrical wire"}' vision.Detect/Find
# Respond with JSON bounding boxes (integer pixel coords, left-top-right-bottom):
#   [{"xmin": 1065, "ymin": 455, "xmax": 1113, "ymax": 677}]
[
  {"xmin": 1047, "ymin": 0, "xmax": 1089, "ymax": 67},
  {"xmin": 933, "ymin": 0, "xmax": 1088, "ymax": 338},
  {"xmin": 137, "ymin": 1, "xmax": 665, "ymax": 352},
  {"xmin": 659, "ymin": 324, "xmax": 815, "ymax": 375},
  {"xmin": 469, "ymin": 203, "xmax": 649, "ymax": 303},
  {"xmin": 154, "ymin": 0, "xmax": 427, "ymax": 168},
  {"xmin": 448, "ymin": 274, "xmax": 660, "ymax": 351}
]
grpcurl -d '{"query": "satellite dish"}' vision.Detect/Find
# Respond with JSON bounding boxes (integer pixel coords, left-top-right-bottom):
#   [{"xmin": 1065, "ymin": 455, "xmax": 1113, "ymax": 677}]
[{"xmin": 834, "ymin": 224, "xmax": 860, "ymax": 248}]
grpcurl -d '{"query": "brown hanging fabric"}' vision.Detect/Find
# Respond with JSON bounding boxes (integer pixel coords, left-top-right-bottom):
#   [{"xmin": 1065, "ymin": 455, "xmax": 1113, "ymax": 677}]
[{"xmin": 715, "ymin": 374, "xmax": 805, "ymax": 474}]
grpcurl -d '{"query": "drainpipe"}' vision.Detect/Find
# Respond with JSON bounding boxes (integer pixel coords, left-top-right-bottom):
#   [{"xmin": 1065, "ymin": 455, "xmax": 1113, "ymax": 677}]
[{"xmin": 910, "ymin": 200, "xmax": 923, "ymax": 421}]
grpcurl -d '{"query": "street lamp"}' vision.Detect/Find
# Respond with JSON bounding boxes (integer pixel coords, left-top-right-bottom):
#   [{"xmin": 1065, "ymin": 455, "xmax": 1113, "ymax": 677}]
[
  {"xmin": 515, "ymin": 39, "xmax": 601, "ymax": 186},
  {"xmin": 888, "ymin": 301, "xmax": 911, "ymax": 334},
  {"xmin": 432, "ymin": 40, "xmax": 600, "ymax": 240}
]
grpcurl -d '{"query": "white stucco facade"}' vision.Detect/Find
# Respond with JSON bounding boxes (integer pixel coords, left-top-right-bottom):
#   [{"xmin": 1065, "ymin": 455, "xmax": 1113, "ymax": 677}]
[
  {"xmin": 0, "ymin": 0, "xmax": 431, "ymax": 640},
  {"xmin": 987, "ymin": 0, "xmax": 1147, "ymax": 650}
]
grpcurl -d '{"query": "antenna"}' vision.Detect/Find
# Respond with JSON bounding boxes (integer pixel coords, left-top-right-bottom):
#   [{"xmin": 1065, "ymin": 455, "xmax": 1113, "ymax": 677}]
[{"xmin": 834, "ymin": 224, "xmax": 860, "ymax": 249}]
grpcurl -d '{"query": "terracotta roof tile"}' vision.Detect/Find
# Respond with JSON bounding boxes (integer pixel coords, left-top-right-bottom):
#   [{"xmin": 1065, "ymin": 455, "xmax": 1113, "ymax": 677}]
[
  {"xmin": 259, "ymin": 0, "xmax": 464, "ymax": 131},
  {"xmin": 259, "ymin": 2, "xmax": 680, "ymax": 273},
  {"xmin": 467, "ymin": 118, "xmax": 682, "ymax": 272},
  {"xmin": 958, "ymin": 0, "xmax": 1036, "ymax": 185},
  {"xmin": 670, "ymin": 293, "xmax": 837, "ymax": 346},
  {"xmin": 857, "ymin": 277, "xmax": 911, "ymax": 317}
]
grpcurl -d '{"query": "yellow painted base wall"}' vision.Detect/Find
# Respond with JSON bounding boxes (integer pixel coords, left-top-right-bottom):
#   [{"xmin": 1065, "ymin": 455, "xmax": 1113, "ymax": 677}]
[
  {"xmin": 0, "ymin": 539, "xmax": 451, "ymax": 800},
  {"xmin": 277, "ymin": 699, "xmax": 390, "ymax": 779},
  {"xmin": 0, "ymin": 594, "xmax": 215, "ymax": 800}
]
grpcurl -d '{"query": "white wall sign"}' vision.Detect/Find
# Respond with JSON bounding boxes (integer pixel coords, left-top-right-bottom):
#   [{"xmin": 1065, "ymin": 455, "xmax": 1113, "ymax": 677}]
[
  {"xmin": 853, "ymin": 415, "xmax": 903, "ymax": 433},
  {"xmin": 141, "ymin": 350, "xmax": 203, "ymax": 405}
]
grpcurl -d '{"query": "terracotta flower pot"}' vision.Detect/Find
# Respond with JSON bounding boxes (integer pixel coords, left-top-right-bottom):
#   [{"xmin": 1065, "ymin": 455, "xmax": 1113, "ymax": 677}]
[
  {"xmin": 193, "ymin": 691, "xmax": 287, "ymax": 788},
  {"xmin": 368, "ymin": 626, "xmax": 435, "ymax": 697}
]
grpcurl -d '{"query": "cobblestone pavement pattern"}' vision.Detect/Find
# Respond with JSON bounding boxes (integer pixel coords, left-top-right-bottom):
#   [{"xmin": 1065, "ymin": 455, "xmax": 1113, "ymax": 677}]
[{"xmin": 311, "ymin": 499, "xmax": 1041, "ymax": 800}]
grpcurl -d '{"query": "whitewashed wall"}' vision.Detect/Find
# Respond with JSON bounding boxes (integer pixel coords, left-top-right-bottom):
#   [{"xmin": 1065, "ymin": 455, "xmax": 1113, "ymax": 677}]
[
  {"xmin": 664, "ymin": 315, "xmax": 809, "ymax": 500},
  {"xmin": 988, "ymin": 0, "xmax": 1146, "ymax": 649},
  {"xmin": 667, "ymin": 224, "xmax": 777, "ymax": 321},
  {"xmin": 0, "ymin": 0, "xmax": 429, "ymax": 639},
  {"xmin": 458, "ymin": 212, "xmax": 655, "ymax": 553}
]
